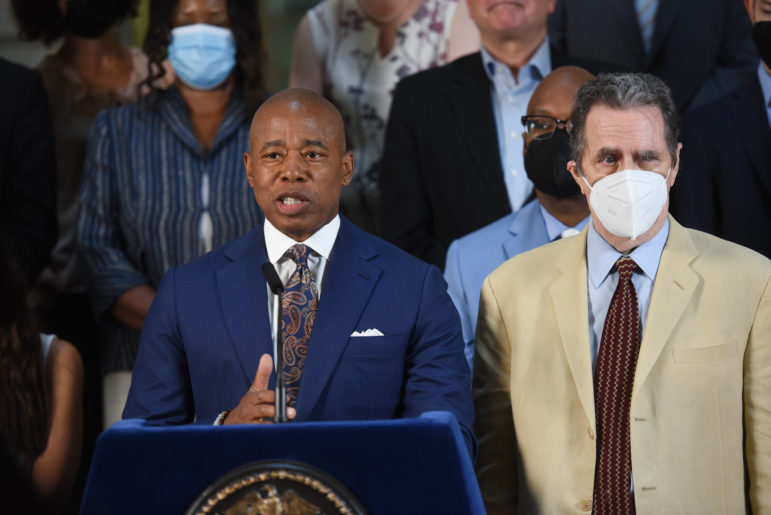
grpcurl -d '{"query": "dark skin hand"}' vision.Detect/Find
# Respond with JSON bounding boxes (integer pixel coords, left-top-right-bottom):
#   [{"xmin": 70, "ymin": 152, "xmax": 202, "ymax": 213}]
[
  {"xmin": 224, "ymin": 354, "xmax": 296, "ymax": 424},
  {"xmin": 112, "ymin": 285, "xmax": 156, "ymax": 331}
]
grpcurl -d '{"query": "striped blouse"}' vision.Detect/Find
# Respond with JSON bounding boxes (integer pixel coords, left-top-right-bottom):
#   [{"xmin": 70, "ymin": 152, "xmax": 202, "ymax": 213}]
[{"xmin": 78, "ymin": 86, "xmax": 263, "ymax": 373}]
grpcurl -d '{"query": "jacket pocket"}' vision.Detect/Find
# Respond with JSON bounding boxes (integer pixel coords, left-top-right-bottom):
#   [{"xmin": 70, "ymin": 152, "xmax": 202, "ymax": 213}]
[
  {"xmin": 672, "ymin": 341, "xmax": 739, "ymax": 364},
  {"xmin": 344, "ymin": 334, "xmax": 407, "ymax": 356}
]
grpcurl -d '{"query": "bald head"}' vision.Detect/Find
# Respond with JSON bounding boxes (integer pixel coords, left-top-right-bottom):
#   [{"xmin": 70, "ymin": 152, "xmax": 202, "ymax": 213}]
[
  {"xmin": 522, "ymin": 66, "xmax": 594, "ymax": 201},
  {"xmin": 527, "ymin": 66, "xmax": 595, "ymax": 116},
  {"xmin": 243, "ymin": 87, "xmax": 354, "ymax": 242},
  {"xmin": 249, "ymin": 88, "xmax": 346, "ymax": 154}
]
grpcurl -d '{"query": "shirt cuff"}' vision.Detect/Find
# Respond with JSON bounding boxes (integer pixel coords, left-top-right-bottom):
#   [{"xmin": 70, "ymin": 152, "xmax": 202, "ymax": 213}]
[{"xmin": 213, "ymin": 409, "xmax": 232, "ymax": 426}]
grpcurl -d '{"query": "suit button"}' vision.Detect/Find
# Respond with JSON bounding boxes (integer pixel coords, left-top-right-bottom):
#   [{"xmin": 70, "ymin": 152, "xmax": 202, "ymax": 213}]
[
  {"xmin": 587, "ymin": 427, "xmax": 595, "ymax": 440},
  {"xmin": 578, "ymin": 499, "xmax": 592, "ymax": 512}
]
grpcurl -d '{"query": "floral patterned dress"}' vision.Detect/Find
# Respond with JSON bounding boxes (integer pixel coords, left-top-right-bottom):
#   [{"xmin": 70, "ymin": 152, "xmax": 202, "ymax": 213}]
[{"xmin": 307, "ymin": 0, "xmax": 459, "ymax": 234}]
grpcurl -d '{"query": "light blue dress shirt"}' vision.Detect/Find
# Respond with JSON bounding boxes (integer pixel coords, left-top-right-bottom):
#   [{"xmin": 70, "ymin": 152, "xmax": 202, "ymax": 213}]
[
  {"xmin": 480, "ymin": 38, "xmax": 552, "ymax": 213},
  {"xmin": 539, "ymin": 204, "xmax": 589, "ymax": 241},
  {"xmin": 756, "ymin": 61, "xmax": 771, "ymax": 128},
  {"xmin": 585, "ymin": 218, "xmax": 669, "ymax": 373}
]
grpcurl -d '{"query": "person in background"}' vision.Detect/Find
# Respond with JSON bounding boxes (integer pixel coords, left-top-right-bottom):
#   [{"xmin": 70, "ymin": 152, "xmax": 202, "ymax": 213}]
[
  {"xmin": 11, "ymin": 0, "xmax": 169, "ymax": 321},
  {"xmin": 380, "ymin": 0, "xmax": 616, "ymax": 269},
  {"xmin": 77, "ymin": 0, "xmax": 265, "ymax": 429},
  {"xmin": 0, "ymin": 57, "xmax": 57, "ymax": 289},
  {"xmin": 670, "ymin": 0, "xmax": 771, "ymax": 259},
  {"xmin": 548, "ymin": 0, "xmax": 758, "ymax": 112},
  {"xmin": 0, "ymin": 242, "xmax": 83, "ymax": 513},
  {"xmin": 445, "ymin": 65, "xmax": 592, "ymax": 372},
  {"xmin": 289, "ymin": 0, "xmax": 479, "ymax": 235},
  {"xmin": 11, "ymin": 2, "xmax": 170, "ymax": 496}
]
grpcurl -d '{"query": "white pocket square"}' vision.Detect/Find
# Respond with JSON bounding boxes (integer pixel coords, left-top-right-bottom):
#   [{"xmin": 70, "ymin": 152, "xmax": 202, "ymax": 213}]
[{"xmin": 351, "ymin": 328, "xmax": 385, "ymax": 337}]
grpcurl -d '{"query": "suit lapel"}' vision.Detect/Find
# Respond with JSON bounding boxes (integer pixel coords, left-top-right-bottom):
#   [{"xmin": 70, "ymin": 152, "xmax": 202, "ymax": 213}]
[
  {"xmin": 294, "ymin": 219, "xmax": 381, "ymax": 419},
  {"xmin": 647, "ymin": 0, "xmax": 684, "ymax": 66},
  {"xmin": 729, "ymin": 79, "xmax": 771, "ymax": 197},
  {"xmin": 215, "ymin": 230, "xmax": 273, "ymax": 386},
  {"xmin": 502, "ymin": 201, "xmax": 550, "ymax": 259},
  {"xmin": 550, "ymin": 229, "xmax": 596, "ymax": 427},
  {"xmin": 448, "ymin": 54, "xmax": 510, "ymax": 213},
  {"xmin": 609, "ymin": 0, "xmax": 646, "ymax": 67},
  {"xmin": 633, "ymin": 218, "xmax": 699, "ymax": 396}
]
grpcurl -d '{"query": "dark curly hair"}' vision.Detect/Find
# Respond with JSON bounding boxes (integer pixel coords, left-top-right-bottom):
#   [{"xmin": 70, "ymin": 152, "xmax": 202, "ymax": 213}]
[
  {"xmin": 0, "ymin": 242, "xmax": 50, "ymax": 468},
  {"xmin": 141, "ymin": 0, "xmax": 266, "ymax": 117},
  {"xmin": 10, "ymin": 0, "xmax": 138, "ymax": 45}
]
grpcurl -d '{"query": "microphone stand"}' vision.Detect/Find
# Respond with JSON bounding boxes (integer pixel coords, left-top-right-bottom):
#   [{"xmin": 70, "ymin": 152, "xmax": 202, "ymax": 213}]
[{"xmin": 261, "ymin": 263, "xmax": 287, "ymax": 424}]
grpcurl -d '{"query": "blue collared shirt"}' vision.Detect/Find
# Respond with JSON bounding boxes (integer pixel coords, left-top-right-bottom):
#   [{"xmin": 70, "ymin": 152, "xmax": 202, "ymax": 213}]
[
  {"xmin": 481, "ymin": 37, "xmax": 552, "ymax": 213},
  {"xmin": 585, "ymin": 218, "xmax": 669, "ymax": 373},
  {"xmin": 540, "ymin": 204, "xmax": 590, "ymax": 241},
  {"xmin": 756, "ymin": 61, "xmax": 771, "ymax": 128}
]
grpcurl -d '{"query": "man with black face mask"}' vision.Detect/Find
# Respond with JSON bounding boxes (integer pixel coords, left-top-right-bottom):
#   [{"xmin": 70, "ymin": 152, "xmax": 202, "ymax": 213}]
[
  {"xmin": 670, "ymin": 0, "xmax": 771, "ymax": 259},
  {"xmin": 445, "ymin": 65, "xmax": 593, "ymax": 372}
]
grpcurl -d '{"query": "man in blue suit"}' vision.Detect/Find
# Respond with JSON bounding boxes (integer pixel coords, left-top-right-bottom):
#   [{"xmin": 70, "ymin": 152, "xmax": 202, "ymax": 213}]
[
  {"xmin": 445, "ymin": 66, "xmax": 593, "ymax": 371},
  {"xmin": 123, "ymin": 89, "xmax": 474, "ymax": 455}
]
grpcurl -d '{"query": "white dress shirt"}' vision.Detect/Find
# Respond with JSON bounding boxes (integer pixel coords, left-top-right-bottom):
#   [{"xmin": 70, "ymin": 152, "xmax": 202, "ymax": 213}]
[{"xmin": 263, "ymin": 215, "xmax": 340, "ymax": 344}]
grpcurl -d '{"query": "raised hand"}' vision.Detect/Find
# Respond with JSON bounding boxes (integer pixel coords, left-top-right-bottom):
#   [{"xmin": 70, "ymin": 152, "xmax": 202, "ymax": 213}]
[{"xmin": 223, "ymin": 354, "xmax": 296, "ymax": 424}]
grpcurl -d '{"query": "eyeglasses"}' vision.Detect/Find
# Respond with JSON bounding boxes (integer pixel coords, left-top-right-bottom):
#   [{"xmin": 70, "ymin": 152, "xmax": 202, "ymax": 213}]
[{"xmin": 520, "ymin": 115, "xmax": 573, "ymax": 140}]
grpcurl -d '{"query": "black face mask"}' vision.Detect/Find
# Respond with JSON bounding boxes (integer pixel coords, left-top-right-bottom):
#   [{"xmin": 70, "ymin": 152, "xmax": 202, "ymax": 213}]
[
  {"xmin": 753, "ymin": 21, "xmax": 771, "ymax": 69},
  {"xmin": 524, "ymin": 129, "xmax": 581, "ymax": 198},
  {"xmin": 64, "ymin": 0, "xmax": 132, "ymax": 39}
]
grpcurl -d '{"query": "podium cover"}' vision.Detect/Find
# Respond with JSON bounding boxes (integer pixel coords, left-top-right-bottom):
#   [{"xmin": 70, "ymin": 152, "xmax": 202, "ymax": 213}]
[{"xmin": 80, "ymin": 411, "xmax": 484, "ymax": 514}]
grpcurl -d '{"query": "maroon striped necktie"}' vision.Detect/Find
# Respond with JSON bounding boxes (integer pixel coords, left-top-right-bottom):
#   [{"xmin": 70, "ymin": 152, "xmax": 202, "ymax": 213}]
[{"xmin": 593, "ymin": 256, "xmax": 641, "ymax": 514}]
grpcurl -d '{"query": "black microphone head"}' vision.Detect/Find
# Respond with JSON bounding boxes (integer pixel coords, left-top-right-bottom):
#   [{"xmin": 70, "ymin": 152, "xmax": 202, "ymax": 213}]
[{"xmin": 261, "ymin": 262, "xmax": 284, "ymax": 294}]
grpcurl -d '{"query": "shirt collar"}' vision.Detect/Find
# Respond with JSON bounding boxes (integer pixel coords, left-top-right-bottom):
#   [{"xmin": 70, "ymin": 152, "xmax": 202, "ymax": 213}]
[
  {"xmin": 538, "ymin": 202, "xmax": 591, "ymax": 241},
  {"xmin": 264, "ymin": 215, "xmax": 340, "ymax": 264},
  {"xmin": 480, "ymin": 35, "xmax": 551, "ymax": 87},
  {"xmin": 586, "ymin": 216, "xmax": 669, "ymax": 288},
  {"xmin": 757, "ymin": 61, "xmax": 771, "ymax": 109}
]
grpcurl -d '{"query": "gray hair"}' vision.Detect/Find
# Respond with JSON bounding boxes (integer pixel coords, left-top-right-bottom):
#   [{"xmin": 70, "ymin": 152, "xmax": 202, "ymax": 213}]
[{"xmin": 569, "ymin": 73, "xmax": 680, "ymax": 168}]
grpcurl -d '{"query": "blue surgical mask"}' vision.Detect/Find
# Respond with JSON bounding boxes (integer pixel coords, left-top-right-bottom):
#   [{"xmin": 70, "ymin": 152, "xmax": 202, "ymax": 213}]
[{"xmin": 168, "ymin": 23, "xmax": 236, "ymax": 91}]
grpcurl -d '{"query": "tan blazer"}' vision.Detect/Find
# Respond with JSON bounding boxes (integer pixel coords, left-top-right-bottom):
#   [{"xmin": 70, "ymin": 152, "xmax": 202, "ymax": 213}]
[{"xmin": 474, "ymin": 216, "xmax": 771, "ymax": 515}]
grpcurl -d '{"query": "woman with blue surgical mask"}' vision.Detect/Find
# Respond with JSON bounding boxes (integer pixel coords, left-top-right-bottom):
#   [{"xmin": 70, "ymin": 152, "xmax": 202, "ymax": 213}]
[{"xmin": 78, "ymin": 0, "xmax": 266, "ymax": 429}]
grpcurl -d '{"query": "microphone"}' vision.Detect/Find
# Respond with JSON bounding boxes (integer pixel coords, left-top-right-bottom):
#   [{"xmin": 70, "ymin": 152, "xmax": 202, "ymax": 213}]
[{"xmin": 261, "ymin": 262, "xmax": 288, "ymax": 424}]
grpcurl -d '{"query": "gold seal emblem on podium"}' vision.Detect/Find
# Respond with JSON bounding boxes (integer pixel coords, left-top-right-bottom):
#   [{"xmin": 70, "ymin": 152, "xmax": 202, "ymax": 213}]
[{"xmin": 186, "ymin": 460, "xmax": 366, "ymax": 515}]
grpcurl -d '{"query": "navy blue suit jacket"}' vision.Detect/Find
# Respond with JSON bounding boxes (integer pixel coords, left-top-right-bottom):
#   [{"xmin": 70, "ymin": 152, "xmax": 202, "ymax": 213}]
[
  {"xmin": 548, "ymin": 0, "xmax": 757, "ymax": 112},
  {"xmin": 124, "ymin": 217, "xmax": 475, "ymax": 455},
  {"xmin": 670, "ymin": 75, "xmax": 771, "ymax": 259}
]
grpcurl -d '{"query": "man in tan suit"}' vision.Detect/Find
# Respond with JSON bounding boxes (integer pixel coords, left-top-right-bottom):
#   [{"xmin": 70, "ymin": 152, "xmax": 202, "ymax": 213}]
[{"xmin": 474, "ymin": 73, "xmax": 771, "ymax": 514}]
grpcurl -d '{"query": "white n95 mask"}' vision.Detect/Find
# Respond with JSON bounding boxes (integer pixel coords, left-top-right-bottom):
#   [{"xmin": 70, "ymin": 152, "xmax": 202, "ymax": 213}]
[{"xmin": 582, "ymin": 168, "xmax": 670, "ymax": 239}]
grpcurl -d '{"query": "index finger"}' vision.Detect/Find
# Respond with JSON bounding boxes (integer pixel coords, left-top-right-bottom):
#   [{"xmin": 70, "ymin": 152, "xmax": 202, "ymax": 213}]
[{"xmin": 250, "ymin": 353, "xmax": 274, "ymax": 392}]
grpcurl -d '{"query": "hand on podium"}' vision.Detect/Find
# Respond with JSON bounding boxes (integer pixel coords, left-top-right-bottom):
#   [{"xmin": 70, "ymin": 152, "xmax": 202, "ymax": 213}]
[{"xmin": 223, "ymin": 354, "xmax": 296, "ymax": 424}]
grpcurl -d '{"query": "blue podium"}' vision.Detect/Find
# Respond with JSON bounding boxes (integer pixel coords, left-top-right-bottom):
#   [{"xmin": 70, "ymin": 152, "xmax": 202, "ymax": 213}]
[{"xmin": 80, "ymin": 411, "xmax": 483, "ymax": 514}]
